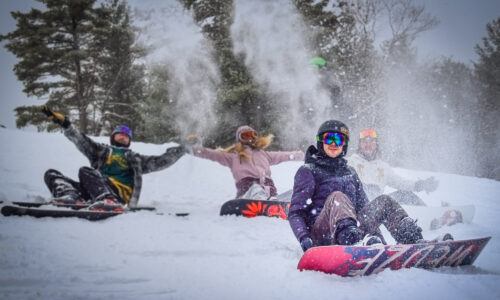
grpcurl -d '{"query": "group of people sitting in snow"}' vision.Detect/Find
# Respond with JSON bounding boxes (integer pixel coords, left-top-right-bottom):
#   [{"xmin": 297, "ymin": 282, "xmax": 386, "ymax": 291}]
[{"xmin": 40, "ymin": 104, "xmax": 449, "ymax": 252}]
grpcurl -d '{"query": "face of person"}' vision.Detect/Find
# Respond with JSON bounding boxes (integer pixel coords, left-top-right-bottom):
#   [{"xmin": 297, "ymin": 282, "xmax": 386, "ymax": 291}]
[
  {"xmin": 113, "ymin": 133, "xmax": 130, "ymax": 145},
  {"xmin": 359, "ymin": 137, "xmax": 377, "ymax": 158},
  {"xmin": 323, "ymin": 142, "xmax": 343, "ymax": 158}
]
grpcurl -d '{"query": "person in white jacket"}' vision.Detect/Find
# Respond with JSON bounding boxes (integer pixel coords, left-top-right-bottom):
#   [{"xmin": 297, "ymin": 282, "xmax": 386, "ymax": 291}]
[{"xmin": 347, "ymin": 129, "xmax": 438, "ymax": 205}]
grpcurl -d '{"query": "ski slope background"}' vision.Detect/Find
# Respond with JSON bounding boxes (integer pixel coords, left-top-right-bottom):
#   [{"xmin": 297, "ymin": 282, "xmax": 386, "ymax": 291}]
[{"xmin": 0, "ymin": 128, "xmax": 499, "ymax": 300}]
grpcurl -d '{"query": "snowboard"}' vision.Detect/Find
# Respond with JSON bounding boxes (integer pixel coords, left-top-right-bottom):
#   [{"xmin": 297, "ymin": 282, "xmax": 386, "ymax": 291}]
[
  {"xmin": 9, "ymin": 200, "xmax": 156, "ymax": 211},
  {"xmin": 297, "ymin": 237, "xmax": 490, "ymax": 277},
  {"xmin": 219, "ymin": 199, "xmax": 290, "ymax": 220},
  {"xmin": 402, "ymin": 204, "xmax": 475, "ymax": 230},
  {"xmin": 1, "ymin": 205, "xmax": 124, "ymax": 221}
]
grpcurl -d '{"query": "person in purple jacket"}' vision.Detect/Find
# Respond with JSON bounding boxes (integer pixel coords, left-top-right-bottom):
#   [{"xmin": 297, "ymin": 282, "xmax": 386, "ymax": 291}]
[
  {"xmin": 189, "ymin": 125, "xmax": 305, "ymax": 200},
  {"xmin": 288, "ymin": 120, "xmax": 451, "ymax": 252}
]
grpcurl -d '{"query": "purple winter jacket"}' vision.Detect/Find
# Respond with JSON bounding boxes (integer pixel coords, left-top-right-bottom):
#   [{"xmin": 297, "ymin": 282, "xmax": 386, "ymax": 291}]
[{"xmin": 288, "ymin": 146, "xmax": 369, "ymax": 242}]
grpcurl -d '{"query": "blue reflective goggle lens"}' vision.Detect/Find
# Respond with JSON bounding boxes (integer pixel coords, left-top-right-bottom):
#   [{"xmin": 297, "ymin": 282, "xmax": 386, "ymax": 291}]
[
  {"xmin": 321, "ymin": 132, "xmax": 345, "ymax": 147},
  {"xmin": 113, "ymin": 125, "xmax": 133, "ymax": 139}
]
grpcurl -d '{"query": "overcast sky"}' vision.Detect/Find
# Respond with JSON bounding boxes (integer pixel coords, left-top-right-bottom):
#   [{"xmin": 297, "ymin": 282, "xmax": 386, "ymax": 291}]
[{"xmin": 0, "ymin": 0, "xmax": 499, "ymax": 128}]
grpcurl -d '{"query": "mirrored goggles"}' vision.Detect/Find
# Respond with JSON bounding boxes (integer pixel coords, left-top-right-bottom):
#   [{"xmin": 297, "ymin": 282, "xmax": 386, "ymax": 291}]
[
  {"xmin": 360, "ymin": 129, "xmax": 377, "ymax": 139},
  {"xmin": 238, "ymin": 130, "xmax": 257, "ymax": 142},
  {"xmin": 318, "ymin": 132, "xmax": 345, "ymax": 147}
]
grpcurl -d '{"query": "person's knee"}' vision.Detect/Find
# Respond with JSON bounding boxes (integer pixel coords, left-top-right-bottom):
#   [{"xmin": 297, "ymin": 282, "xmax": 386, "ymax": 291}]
[
  {"xmin": 327, "ymin": 191, "xmax": 349, "ymax": 204},
  {"xmin": 372, "ymin": 194, "xmax": 396, "ymax": 207},
  {"xmin": 78, "ymin": 166, "xmax": 95, "ymax": 177}
]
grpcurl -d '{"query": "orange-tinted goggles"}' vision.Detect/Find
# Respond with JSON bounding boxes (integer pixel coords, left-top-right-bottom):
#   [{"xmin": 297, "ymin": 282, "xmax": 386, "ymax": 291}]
[
  {"xmin": 239, "ymin": 130, "xmax": 257, "ymax": 142},
  {"xmin": 360, "ymin": 129, "xmax": 377, "ymax": 139}
]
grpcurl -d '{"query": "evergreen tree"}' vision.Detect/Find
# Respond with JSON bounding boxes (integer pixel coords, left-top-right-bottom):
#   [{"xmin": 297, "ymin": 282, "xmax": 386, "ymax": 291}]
[
  {"xmin": 92, "ymin": 0, "xmax": 146, "ymax": 137},
  {"xmin": 1, "ymin": 0, "xmax": 99, "ymax": 132},
  {"xmin": 139, "ymin": 64, "xmax": 178, "ymax": 144},
  {"xmin": 179, "ymin": 0, "xmax": 273, "ymax": 147},
  {"xmin": 294, "ymin": 0, "xmax": 381, "ymax": 130},
  {"xmin": 1, "ymin": 0, "xmax": 145, "ymax": 137},
  {"xmin": 474, "ymin": 17, "xmax": 500, "ymax": 180}
]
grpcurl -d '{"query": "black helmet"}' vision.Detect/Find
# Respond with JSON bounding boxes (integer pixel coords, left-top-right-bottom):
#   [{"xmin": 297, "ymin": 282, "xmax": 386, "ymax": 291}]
[{"xmin": 316, "ymin": 120, "xmax": 350, "ymax": 157}]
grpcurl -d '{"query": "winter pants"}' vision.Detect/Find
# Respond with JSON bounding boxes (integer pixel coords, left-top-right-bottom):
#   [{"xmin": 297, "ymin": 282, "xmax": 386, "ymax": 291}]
[
  {"xmin": 311, "ymin": 191, "xmax": 358, "ymax": 246},
  {"xmin": 311, "ymin": 192, "xmax": 420, "ymax": 246},
  {"xmin": 387, "ymin": 190, "xmax": 426, "ymax": 206},
  {"xmin": 357, "ymin": 194, "xmax": 413, "ymax": 242},
  {"xmin": 44, "ymin": 167, "xmax": 123, "ymax": 204}
]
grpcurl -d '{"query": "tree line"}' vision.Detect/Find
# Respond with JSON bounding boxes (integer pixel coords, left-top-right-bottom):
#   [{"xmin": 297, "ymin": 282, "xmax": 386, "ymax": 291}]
[{"xmin": 1, "ymin": 0, "xmax": 499, "ymax": 180}]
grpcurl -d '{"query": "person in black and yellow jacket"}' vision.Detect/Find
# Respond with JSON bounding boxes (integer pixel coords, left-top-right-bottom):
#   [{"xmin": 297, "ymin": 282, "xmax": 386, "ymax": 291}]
[{"xmin": 40, "ymin": 106, "xmax": 186, "ymax": 212}]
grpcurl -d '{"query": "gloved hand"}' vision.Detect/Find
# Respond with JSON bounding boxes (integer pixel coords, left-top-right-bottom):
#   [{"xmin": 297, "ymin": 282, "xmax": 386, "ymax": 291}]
[
  {"xmin": 40, "ymin": 105, "xmax": 70, "ymax": 129},
  {"xmin": 414, "ymin": 176, "xmax": 439, "ymax": 193},
  {"xmin": 181, "ymin": 134, "xmax": 201, "ymax": 154},
  {"xmin": 300, "ymin": 237, "xmax": 313, "ymax": 252}
]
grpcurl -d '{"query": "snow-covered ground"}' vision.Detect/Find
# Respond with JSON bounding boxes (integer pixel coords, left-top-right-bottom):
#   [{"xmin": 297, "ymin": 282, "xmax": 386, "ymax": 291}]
[{"xmin": 1, "ymin": 128, "xmax": 499, "ymax": 300}]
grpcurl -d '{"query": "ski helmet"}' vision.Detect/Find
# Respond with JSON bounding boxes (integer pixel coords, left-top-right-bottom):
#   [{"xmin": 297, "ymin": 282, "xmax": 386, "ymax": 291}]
[
  {"xmin": 110, "ymin": 125, "xmax": 133, "ymax": 147},
  {"xmin": 309, "ymin": 56, "xmax": 327, "ymax": 70},
  {"xmin": 316, "ymin": 120, "xmax": 350, "ymax": 157},
  {"xmin": 358, "ymin": 128, "xmax": 378, "ymax": 160}
]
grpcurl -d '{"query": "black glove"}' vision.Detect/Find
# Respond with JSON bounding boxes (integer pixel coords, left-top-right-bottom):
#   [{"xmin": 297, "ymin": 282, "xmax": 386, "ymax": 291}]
[
  {"xmin": 300, "ymin": 237, "xmax": 313, "ymax": 252},
  {"xmin": 414, "ymin": 176, "xmax": 439, "ymax": 193},
  {"xmin": 40, "ymin": 105, "xmax": 70, "ymax": 129}
]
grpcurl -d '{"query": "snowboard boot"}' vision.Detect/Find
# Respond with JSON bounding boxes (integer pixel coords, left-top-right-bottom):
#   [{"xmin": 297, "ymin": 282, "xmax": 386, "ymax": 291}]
[
  {"xmin": 394, "ymin": 216, "xmax": 424, "ymax": 244},
  {"xmin": 88, "ymin": 198, "xmax": 124, "ymax": 213},
  {"xmin": 416, "ymin": 233, "xmax": 454, "ymax": 243},
  {"xmin": 335, "ymin": 219, "xmax": 363, "ymax": 245},
  {"xmin": 51, "ymin": 191, "xmax": 86, "ymax": 207}
]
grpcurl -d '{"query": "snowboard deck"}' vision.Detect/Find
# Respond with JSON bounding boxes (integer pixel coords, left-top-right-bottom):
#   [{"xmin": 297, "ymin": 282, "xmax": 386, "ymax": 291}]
[
  {"xmin": 220, "ymin": 199, "xmax": 290, "ymax": 220},
  {"xmin": 1, "ymin": 205, "xmax": 124, "ymax": 220},
  {"xmin": 298, "ymin": 237, "xmax": 490, "ymax": 276},
  {"xmin": 10, "ymin": 200, "xmax": 156, "ymax": 211}
]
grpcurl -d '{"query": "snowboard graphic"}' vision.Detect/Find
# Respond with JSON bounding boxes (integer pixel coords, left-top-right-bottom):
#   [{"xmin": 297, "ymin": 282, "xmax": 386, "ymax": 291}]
[
  {"xmin": 297, "ymin": 237, "xmax": 490, "ymax": 276},
  {"xmin": 219, "ymin": 199, "xmax": 290, "ymax": 220}
]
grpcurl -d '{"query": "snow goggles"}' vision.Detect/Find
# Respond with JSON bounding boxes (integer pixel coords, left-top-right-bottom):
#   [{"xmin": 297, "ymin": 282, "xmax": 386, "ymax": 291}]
[
  {"xmin": 112, "ymin": 125, "xmax": 133, "ymax": 139},
  {"xmin": 238, "ymin": 130, "xmax": 257, "ymax": 143},
  {"xmin": 360, "ymin": 129, "xmax": 377, "ymax": 139},
  {"xmin": 318, "ymin": 132, "xmax": 346, "ymax": 147}
]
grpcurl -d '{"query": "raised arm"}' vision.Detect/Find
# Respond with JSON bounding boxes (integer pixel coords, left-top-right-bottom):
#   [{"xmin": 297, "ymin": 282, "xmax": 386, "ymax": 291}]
[
  {"xmin": 41, "ymin": 106, "xmax": 107, "ymax": 162},
  {"xmin": 266, "ymin": 150, "xmax": 305, "ymax": 165},
  {"xmin": 139, "ymin": 145, "xmax": 186, "ymax": 174},
  {"xmin": 191, "ymin": 144, "xmax": 234, "ymax": 167}
]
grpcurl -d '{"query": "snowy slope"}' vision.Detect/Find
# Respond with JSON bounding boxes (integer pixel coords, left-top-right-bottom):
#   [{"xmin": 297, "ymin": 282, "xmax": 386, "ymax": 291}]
[{"xmin": 0, "ymin": 128, "xmax": 499, "ymax": 300}]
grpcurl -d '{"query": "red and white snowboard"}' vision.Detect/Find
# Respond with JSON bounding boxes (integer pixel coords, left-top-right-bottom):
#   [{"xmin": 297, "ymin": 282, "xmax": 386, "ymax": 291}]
[{"xmin": 298, "ymin": 237, "xmax": 490, "ymax": 276}]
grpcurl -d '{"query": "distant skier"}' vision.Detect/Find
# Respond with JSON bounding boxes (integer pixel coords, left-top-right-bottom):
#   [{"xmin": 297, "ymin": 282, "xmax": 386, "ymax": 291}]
[
  {"xmin": 40, "ymin": 106, "xmax": 186, "ymax": 212},
  {"xmin": 347, "ymin": 128, "xmax": 438, "ymax": 205},
  {"xmin": 288, "ymin": 120, "xmax": 452, "ymax": 252},
  {"xmin": 187, "ymin": 125, "xmax": 304, "ymax": 200}
]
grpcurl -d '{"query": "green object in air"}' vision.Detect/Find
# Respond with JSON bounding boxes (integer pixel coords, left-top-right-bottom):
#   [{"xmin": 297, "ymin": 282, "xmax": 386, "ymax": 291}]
[{"xmin": 310, "ymin": 57, "xmax": 326, "ymax": 69}]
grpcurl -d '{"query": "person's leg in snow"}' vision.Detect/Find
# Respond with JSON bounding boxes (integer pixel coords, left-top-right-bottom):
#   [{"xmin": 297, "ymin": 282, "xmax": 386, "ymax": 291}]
[
  {"xmin": 358, "ymin": 194, "xmax": 453, "ymax": 244},
  {"xmin": 44, "ymin": 169, "xmax": 87, "ymax": 206},
  {"xmin": 78, "ymin": 167, "xmax": 124, "ymax": 212}
]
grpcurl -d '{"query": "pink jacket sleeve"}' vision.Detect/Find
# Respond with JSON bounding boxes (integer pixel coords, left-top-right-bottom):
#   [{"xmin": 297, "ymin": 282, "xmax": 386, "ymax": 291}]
[
  {"xmin": 192, "ymin": 145, "xmax": 233, "ymax": 167},
  {"xmin": 266, "ymin": 150, "xmax": 305, "ymax": 165}
]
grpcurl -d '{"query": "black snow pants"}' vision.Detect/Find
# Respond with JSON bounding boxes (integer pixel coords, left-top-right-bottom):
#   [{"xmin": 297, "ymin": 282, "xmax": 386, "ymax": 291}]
[{"xmin": 44, "ymin": 167, "xmax": 124, "ymax": 204}]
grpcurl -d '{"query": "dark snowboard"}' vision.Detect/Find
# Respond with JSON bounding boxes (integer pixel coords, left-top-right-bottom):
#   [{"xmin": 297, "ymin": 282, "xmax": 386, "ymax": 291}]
[
  {"xmin": 1, "ymin": 205, "xmax": 123, "ymax": 221},
  {"xmin": 298, "ymin": 237, "xmax": 491, "ymax": 276},
  {"xmin": 10, "ymin": 201, "xmax": 156, "ymax": 211},
  {"xmin": 220, "ymin": 199, "xmax": 290, "ymax": 220}
]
